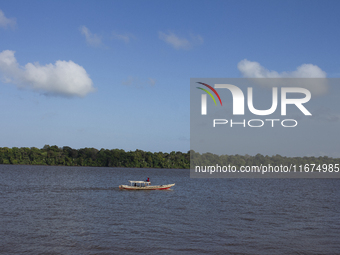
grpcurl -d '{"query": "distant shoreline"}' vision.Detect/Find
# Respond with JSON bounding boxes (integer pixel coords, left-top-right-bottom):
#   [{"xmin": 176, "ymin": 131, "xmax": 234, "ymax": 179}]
[
  {"xmin": 0, "ymin": 145, "xmax": 189, "ymax": 169},
  {"xmin": 0, "ymin": 164, "xmax": 188, "ymax": 170},
  {"xmin": 0, "ymin": 145, "xmax": 338, "ymax": 169}
]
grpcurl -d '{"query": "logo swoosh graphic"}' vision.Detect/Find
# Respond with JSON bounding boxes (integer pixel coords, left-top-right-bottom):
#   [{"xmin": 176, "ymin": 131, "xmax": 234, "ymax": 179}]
[
  {"xmin": 196, "ymin": 87, "xmax": 217, "ymax": 105},
  {"xmin": 197, "ymin": 82, "xmax": 222, "ymax": 106}
]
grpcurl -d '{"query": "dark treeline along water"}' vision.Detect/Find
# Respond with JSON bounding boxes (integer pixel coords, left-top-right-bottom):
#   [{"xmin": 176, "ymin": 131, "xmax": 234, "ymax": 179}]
[
  {"xmin": 0, "ymin": 145, "xmax": 339, "ymax": 169},
  {"xmin": 0, "ymin": 165, "xmax": 339, "ymax": 255}
]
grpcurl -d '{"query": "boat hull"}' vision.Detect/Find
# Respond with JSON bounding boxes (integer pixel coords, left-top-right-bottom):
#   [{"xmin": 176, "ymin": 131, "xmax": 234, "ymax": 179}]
[{"xmin": 119, "ymin": 183, "xmax": 175, "ymax": 190}]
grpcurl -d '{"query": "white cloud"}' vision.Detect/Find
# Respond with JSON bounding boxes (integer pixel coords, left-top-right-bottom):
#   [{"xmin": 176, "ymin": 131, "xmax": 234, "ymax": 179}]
[
  {"xmin": 80, "ymin": 26, "xmax": 102, "ymax": 47},
  {"xmin": 0, "ymin": 9, "xmax": 16, "ymax": 29},
  {"xmin": 112, "ymin": 32, "xmax": 135, "ymax": 43},
  {"xmin": 238, "ymin": 59, "xmax": 326, "ymax": 78},
  {"xmin": 158, "ymin": 31, "xmax": 203, "ymax": 50},
  {"xmin": 237, "ymin": 59, "xmax": 328, "ymax": 95},
  {"xmin": 0, "ymin": 50, "xmax": 95, "ymax": 97}
]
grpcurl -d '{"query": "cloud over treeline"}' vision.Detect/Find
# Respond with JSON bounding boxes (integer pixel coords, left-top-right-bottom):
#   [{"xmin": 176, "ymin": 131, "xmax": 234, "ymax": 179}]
[
  {"xmin": 0, "ymin": 50, "xmax": 95, "ymax": 97},
  {"xmin": 238, "ymin": 59, "xmax": 328, "ymax": 95}
]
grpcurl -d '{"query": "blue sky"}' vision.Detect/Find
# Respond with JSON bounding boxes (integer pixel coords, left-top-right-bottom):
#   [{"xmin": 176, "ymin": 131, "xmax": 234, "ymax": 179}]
[{"xmin": 0, "ymin": 0, "xmax": 339, "ymax": 155}]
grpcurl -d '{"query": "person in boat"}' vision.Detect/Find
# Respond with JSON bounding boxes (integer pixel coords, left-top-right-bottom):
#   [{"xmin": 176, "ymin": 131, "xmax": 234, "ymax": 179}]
[{"xmin": 146, "ymin": 177, "xmax": 150, "ymax": 182}]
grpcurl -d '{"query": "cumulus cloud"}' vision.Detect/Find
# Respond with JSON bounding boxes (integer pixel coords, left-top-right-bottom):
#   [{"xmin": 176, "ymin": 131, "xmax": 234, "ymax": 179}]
[
  {"xmin": 80, "ymin": 26, "xmax": 102, "ymax": 47},
  {"xmin": 0, "ymin": 9, "xmax": 16, "ymax": 29},
  {"xmin": 0, "ymin": 50, "xmax": 95, "ymax": 97},
  {"xmin": 158, "ymin": 31, "xmax": 203, "ymax": 50},
  {"xmin": 238, "ymin": 59, "xmax": 326, "ymax": 78},
  {"xmin": 237, "ymin": 59, "xmax": 328, "ymax": 95},
  {"xmin": 112, "ymin": 32, "xmax": 135, "ymax": 43}
]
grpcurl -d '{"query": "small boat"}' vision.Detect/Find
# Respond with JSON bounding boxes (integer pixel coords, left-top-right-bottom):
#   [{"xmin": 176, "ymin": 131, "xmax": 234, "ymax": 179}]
[{"xmin": 119, "ymin": 180, "xmax": 175, "ymax": 190}]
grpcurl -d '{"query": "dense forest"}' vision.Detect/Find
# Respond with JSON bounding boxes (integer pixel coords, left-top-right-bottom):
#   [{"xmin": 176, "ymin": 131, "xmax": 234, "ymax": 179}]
[
  {"xmin": 0, "ymin": 145, "xmax": 190, "ymax": 168},
  {"xmin": 0, "ymin": 145, "xmax": 338, "ymax": 169}
]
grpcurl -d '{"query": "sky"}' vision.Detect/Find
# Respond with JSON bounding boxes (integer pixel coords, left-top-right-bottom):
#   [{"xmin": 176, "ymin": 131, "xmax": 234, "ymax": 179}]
[{"xmin": 0, "ymin": 0, "xmax": 340, "ymax": 156}]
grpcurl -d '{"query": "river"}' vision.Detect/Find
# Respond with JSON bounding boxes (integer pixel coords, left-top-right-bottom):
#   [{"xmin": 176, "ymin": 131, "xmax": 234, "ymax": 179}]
[{"xmin": 0, "ymin": 165, "xmax": 339, "ymax": 254}]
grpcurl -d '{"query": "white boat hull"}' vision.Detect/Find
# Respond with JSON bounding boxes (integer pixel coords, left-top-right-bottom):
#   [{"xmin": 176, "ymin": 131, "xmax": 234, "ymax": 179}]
[{"xmin": 119, "ymin": 183, "xmax": 175, "ymax": 190}]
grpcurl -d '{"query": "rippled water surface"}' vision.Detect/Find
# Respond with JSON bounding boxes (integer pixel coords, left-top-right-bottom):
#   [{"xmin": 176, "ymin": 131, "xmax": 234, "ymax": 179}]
[{"xmin": 0, "ymin": 165, "xmax": 339, "ymax": 254}]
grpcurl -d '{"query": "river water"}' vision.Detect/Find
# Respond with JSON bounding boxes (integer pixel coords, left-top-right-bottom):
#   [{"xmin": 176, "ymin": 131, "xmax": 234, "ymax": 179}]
[{"xmin": 0, "ymin": 165, "xmax": 339, "ymax": 254}]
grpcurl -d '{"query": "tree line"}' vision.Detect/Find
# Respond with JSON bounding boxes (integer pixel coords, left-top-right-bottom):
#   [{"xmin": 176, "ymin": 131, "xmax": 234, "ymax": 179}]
[
  {"xmin": 0, "ymin": 145, "xmax": 190, "ymax": 168},
  {"xmin": 0, "ymin": 145, "xmax": 338, "ymax": 169}
]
